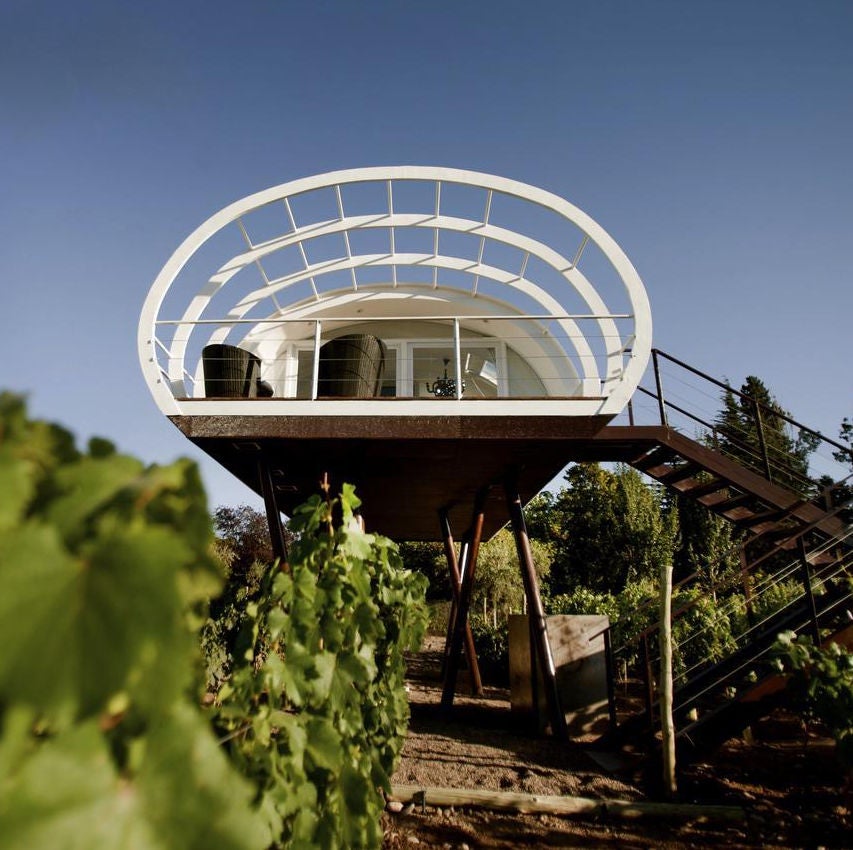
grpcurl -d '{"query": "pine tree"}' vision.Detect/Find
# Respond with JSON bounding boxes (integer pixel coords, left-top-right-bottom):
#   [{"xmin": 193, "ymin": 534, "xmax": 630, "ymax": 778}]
[{"xmin": 713, "ymin": 375, "xmax": 817, "ymax": 496}]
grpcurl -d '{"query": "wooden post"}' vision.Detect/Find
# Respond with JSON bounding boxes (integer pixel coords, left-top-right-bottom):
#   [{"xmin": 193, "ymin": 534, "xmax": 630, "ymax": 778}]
[
  {"xmin": 441, "ymin": 488, "xmax": 488, "ymax": 712},
  {"xmin": 439, "ymin": 509, "xmax": 483, "ymax": 695},
  {"xmin": 659, "ymin": 559, "xmax": 677, "ymax": 798},
  {"xmin": 258, "ymin": 459, "xmax": 289, "ymax": 566},
  {"xmin": 505, "ymin": 476, "xmax": 567, "ymax": 740}
]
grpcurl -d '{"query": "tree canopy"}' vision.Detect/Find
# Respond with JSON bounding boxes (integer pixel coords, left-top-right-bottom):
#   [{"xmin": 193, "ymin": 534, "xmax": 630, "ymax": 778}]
[{"xmin": 714, "ymin": 375, "xmax": 818, "ymax": 495}]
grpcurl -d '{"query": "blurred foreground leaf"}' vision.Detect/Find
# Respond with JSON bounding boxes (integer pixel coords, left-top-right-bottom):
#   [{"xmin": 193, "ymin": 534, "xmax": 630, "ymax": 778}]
[{"xmin": 0, "ymin": 393, "xmax": 270, "ymax": 849}]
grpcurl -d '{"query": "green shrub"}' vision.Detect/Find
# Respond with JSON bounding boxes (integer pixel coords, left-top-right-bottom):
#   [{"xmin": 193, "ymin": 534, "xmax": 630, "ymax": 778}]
[
  {"xmin": 669, "ymin": 587, "xmax": 740, "ymax": 680},
  {"xmin": 548, "ymin": 587, "xmax": 619, "ymax": 620},
  {"xmin": 773, "ymin": 631, "xmax": 853, "ymax": 771},
  {"xmin": 0, "ymin": 393, "xmax": 269, "ymax": 850},
  {"xmin": 0, "ymin": 395, "xmax": 430, "ymax": 850},
  {"xmin": 749, "ymin": 577, "xmax": 804, "ymax": 625},
  {"xmin": 468, "ymin": 614, "xmax": 509, "ymax": 685},
  {"xmin": 212, "ymin": 484, "xmax": 429, "ymax": 849},
  {"xmin": 427, "ymin": 600, "xmax": 451, "ymax": 636}
]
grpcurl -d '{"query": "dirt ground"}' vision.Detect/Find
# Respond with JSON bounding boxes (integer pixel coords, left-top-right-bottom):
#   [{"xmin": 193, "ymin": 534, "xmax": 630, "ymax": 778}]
[{"xmin": 383, "ymin": 637, "xmax": 851, "ymax": 849}]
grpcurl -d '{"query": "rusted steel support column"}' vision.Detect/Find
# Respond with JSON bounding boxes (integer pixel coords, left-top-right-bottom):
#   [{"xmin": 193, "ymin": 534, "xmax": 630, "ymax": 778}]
[
  {"xmin": 439, "ymin": 509, "xmax": 483, "ymax": 695},
  {"xmin": 441, "ymin": 488, "xmax": 488, "ymax": 712},
  {"xmin": 258, "ymin": 459, "xmax": 289, "ymax": 566},
  {"xmin": 504, "ymin": 477, "xmax": 568, "ymax": 740}
]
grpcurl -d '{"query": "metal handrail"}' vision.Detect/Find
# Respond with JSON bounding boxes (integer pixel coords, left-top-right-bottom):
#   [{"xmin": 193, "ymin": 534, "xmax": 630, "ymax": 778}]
[{"xmin": 651, "ymin": 348, "xmax": 853, "ymax": 463}]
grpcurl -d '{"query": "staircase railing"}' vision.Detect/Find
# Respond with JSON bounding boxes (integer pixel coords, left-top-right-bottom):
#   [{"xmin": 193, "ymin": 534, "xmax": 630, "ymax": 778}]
[
  {"xmin": 608, "ymin": 517, "xmax": 852, "ymax": 737},
  {"xmin": 626, "ymin": 349, "xmax": 853, "ymax": 502}
]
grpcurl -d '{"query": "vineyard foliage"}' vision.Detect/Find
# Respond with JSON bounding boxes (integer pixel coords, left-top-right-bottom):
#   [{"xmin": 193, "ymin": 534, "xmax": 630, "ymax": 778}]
[
  {"xmin": 0, "ymin": 393, "xmax": 270, "ymax": 849},
  {"xmin": 773, "ymin": 631, "xmax": 853, "ymax": 770},
  {"xmin": 212, "ymin": 484, "xmax": 429, "ymax": 849},
  {"xmin": 0, "ymin": 394, "xmax": 429, "ymax": 850}
]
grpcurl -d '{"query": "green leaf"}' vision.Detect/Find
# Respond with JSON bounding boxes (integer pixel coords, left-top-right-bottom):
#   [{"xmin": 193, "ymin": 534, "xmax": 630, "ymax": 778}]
[
  {"xmin": 340, "ymin": 762, "xmax": 371, "ymax": 816},
  {"xmin": 0, "ymin": 449, "xmax": 34, "ymax": 531},
  {"xmin": 310, "ymin": 651, "xmax": 336, "ymax": 701},
  {"xmin": 0, "ymin": 721, "xmax": 153, "ymax": 850},
  {"xmin": 45, "ymin": 455, "xmax": 144, "ymax": 545},
  {"xmin": 0, "ymin": 522, "xmax": 81, "ymax": 711},
  {"xmin": 304, "ymin": 718, "xmax": 342, "ymax": 772},
  {"xmin": 137, "ymin": 704, "xmax": 271, "ymax": 850},
  {"xmin": 0, "ymin": 710, "xmax": 270, "ymax": 850},
  {"xmin": 0, "ymin": 521, "xmax": 193, "ymax": 715}
]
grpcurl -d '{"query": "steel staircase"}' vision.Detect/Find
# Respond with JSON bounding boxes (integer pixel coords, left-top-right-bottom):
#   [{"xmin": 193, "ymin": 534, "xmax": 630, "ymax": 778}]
[{"xmin": 594, "ymin": 350, "xmax": 852, "ymax": 762}]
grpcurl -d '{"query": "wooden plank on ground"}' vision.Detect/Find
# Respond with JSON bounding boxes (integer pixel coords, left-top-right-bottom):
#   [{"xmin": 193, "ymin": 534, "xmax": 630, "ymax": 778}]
[{"xmin": 388, "ymin": 784, "xmax": 746, "ymax": 822}]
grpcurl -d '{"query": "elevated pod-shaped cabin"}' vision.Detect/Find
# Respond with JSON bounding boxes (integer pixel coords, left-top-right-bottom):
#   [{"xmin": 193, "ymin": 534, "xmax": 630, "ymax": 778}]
[{"xmin": 139, "ymin": 167, "xmax": 652, "ymax": 540}]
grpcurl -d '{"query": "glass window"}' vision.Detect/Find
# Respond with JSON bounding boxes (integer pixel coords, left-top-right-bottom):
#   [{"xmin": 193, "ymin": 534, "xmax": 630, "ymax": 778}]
[{"xmin": 414, "ymin": 345, "xmax": 498, "ymax": 398}]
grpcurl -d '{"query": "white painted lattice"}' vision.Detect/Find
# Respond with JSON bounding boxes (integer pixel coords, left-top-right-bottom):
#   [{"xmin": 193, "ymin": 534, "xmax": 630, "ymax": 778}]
[{"xmin": 139, "ymin": 167, "xmax": 652, "ymax": 418}]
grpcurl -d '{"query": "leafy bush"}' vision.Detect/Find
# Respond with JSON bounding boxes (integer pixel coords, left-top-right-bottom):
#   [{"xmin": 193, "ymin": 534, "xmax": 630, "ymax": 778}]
[
  {"xmin": 427, "ymin": 600, "xmax": 451, "ymax": 636},
  {"xmin": 773, "ymin": 631, "xmax": 853, "ymax": 771},
  {"xmin": 201, "ymin": 506, "xmax": 294, "ymax": 689},
  {"xmin": 468, "ymin": 614, "xmax": 509, "ymax": 685},
  {"xmin": 548, "ymin": 587, "xmax": 619, "ymax": 620},
  {"xmin": 669, "ymin": 587, "xmax": 740, "ymax": 680},
  {"xmin": 747, "ymin": 577, "xmax": 804, "ymax": 625},
  {"xmin": 0, "ymin": 396, "xmax": 430, "ymax": 849},
  {"xmin": 212, "ymin": 484, "xmax": 429, "ymax": 849},
  {"xmin": 0, "ymin": 393, "xmax": 270, "ymax": 850}
]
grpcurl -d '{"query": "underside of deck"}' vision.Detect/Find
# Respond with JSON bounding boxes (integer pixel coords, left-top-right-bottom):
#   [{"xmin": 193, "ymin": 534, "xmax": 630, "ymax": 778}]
[{"xmin": 170, "ymin": 414, "xmax": 660, "ymax": 539}]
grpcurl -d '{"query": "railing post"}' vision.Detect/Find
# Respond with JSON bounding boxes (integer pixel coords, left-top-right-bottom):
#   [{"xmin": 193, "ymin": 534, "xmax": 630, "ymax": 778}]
[
  {"xmin": 752, "ymin": 399, "xmax": 773, "ymax": 482},
  {"xmin": 311, "ymin": 320, "xmax": 322, "ymax": 400},
  {"xmin": 603, "ymin": 628, "xmax": 618, "ymax": 734},
  {"xmin": 453, "ymin": 318, "xmax": 463, "ymax": 400},
  {"xmin": 652, "ymin": 350, "xmax": 668, "ymax": 427},
  {"xmin": 740, "ymin": 549, "xmax": 756, "ymax": 628},
  {"xmin": 798, "ymin": 537, "xmax": 821, "ymax": 644},
  {"xmin": 640, "ymin": 633, "xmax": 655, "ymax": 734}
]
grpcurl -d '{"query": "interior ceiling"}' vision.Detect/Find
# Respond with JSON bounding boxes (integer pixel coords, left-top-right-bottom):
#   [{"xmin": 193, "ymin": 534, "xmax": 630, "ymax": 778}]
[{"xmin": 171, "ymin": 415, "xmax": 663, "ymax": 541}]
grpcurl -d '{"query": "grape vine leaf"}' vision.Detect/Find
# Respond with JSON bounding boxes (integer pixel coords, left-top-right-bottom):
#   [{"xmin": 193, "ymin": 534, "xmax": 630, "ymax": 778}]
[
  {"xmin": 0, "ymin": 709, "xmax": 270, "ymax": 850},
  {"xmin": 0, "ymin": 521, "xmax": 194, "ymax": 716}
]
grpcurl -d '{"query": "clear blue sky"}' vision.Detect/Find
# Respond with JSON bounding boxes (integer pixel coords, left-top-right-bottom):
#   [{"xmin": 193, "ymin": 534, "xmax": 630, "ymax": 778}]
[{"xmin": 2, "ymin": 0, "xmax": 851, "ymax": 510}]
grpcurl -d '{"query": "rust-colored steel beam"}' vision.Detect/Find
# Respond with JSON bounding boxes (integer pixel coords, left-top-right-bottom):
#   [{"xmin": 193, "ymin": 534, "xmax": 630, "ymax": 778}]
[
  {"xmin": 441, "ymin": 488, "xmax": 488, "ymax": 712},
  {"xmin": 258, "ymin": 459, "xmax": 289, "ymax": 565},
  {"xmin": 505, "ymin": 475, "xmax": 568, "ymax": 740},
  {"xmin": 439, "ymin": 508, "xmax": 483, "ymax": 695}
]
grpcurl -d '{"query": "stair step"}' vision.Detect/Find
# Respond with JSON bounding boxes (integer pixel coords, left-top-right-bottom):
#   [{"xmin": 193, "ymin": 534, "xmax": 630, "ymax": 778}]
[
  {"xmin": 634, "ymin": 446, "xmax": 678, "ymax": 473},
  {"xmin": 659, "ymin": 463, "xmax": 703, "ymax": 486},
  {"xmin": 688, "ymin": 480, "xmax": 731, "ymax": 501},
  {"xmin": 737, "ymin": 508, "xmax": 787, "ymax": 526},
  {"xmin": 712, "ymin": 492, "xmax": 755, "ymax": 513}
]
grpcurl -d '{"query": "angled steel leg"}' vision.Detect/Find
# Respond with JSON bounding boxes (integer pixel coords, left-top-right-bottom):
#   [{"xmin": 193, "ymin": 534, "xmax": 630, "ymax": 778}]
[
  {"xmin": 441, "ymin": 488, "xmax": 488, "ymax": 712},
  {"xmin": 258, "ymin": 459, "xmax": 289, "ymax": 566},
  {"xmin": 439, "ymin": 508, "xmax": 483, "ymax": 695},
  {"xmin": 504, "ymin": 475, "xmax": 567, "ymax": 740}
]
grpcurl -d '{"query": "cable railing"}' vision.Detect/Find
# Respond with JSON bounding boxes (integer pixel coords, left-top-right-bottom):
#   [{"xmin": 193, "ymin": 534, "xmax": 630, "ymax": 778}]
[
  {"xmin": 626, "ymin": 348, "xmax": 853, "ymax": 499},
  {"xmin": 152, "ymin": 314, "xmax": 638, "ymax": 402},
  {"xmin": 609, "ymin": 514, "xmax": 852, "ymax": 732}
]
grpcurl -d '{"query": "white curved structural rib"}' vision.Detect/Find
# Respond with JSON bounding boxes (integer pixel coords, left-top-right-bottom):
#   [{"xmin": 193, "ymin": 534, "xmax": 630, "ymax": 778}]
[{"xmin": 139, "ymin": 166, "xmax": 652, "ymax": 419}]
